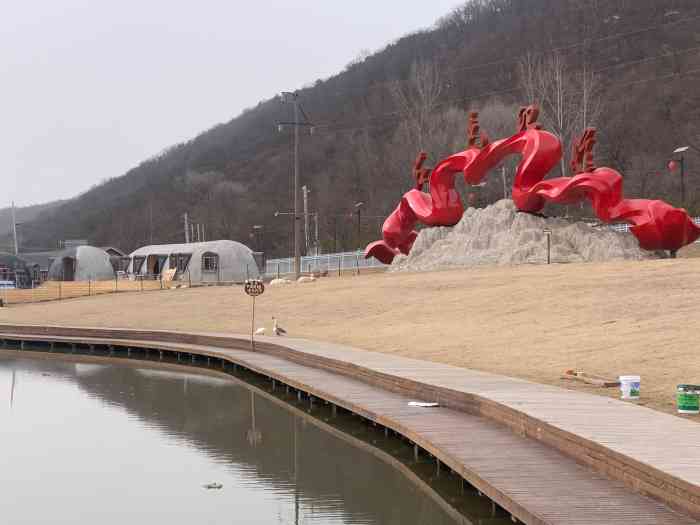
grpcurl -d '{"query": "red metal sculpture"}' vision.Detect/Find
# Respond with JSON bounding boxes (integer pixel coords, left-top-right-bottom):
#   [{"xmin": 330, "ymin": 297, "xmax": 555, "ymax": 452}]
[{"xmin": 365, "ymin": 106, "xmax": 700, "ymax": 264}]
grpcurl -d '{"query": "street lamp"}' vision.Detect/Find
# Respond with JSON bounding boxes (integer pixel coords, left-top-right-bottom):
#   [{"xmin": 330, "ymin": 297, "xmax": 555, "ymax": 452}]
[
  {"xmin": 251, "ymin": 225, "xmax": 264, "ymax": 253},
  {"xmin": 354, "ymin": 202, "xmax": 364, "ymax": 248},
  {"xmin": 670, "ymin": 146, "xmax": 689, "ymax": 206}
]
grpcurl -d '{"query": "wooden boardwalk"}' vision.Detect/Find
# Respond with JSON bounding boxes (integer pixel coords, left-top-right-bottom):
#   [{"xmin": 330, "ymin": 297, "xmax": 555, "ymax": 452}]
[{"xmin": 0, "ymin": 324, "xmax": 699, "ymax": 524}]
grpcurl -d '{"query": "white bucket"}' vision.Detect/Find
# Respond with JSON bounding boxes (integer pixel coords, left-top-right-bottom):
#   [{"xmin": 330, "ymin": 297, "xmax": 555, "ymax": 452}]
[{"xmin": 619, "ymin": 375, "xmax": 640, "ymax": 400}]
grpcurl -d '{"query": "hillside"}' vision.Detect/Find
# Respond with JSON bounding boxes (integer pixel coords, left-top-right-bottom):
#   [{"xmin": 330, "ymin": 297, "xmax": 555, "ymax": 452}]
[
  {"xmin": 14, "ymin": 0, "xmax": 700, "ymax": 256},
  {"xmin": 0, "ymin": 200, "xmax": 66, "ymax": 253}
]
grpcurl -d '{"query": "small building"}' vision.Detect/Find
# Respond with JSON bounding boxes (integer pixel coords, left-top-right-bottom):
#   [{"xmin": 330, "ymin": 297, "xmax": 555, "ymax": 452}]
[
  {"xmin": 46, "ymin": 245, "xmax": 115, "ymax": 281},
  {"xmin": 101, "ymin": 246, "xmax": 130, "ymax": 273},
  {"xmin": 128, "ymin": 240, "xmax": 259, "ymax": 283},
  {"xmin": 0, "ymin": 253, "xmax": 33, "ymax": 288}
]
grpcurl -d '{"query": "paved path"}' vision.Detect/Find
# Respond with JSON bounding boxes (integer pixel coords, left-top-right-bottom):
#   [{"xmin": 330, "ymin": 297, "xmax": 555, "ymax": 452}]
[{"xmin": 0, "ymin": 325, "xmax": 698, "ymax": 524}]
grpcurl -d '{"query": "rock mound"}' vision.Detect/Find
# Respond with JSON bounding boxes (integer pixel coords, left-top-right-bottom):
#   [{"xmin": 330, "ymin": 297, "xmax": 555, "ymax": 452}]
[{"xmin": 390, "ymin": 200, "xmax": 662, "ymax": 272}]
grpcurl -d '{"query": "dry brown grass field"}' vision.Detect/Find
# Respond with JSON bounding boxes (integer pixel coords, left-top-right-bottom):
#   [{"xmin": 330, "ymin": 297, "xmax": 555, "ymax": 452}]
[{"xmin": 1, "ymin": 254, "xmax": 700, "ymax": 417}]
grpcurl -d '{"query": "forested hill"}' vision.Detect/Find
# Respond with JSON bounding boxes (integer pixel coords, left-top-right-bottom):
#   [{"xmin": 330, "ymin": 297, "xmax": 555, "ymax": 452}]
[
  {"xmin": 16, "ymin": 0, "xmax": 700, "ymax": 256},
  {"xmin": 0, "ymin": 200, "xmax": 65, "ymax": 253}
]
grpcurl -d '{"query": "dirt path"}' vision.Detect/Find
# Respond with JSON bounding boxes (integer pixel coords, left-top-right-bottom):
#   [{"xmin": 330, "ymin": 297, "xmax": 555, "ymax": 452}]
[{"xmin": 2, "ymin": 257, "xmax": 699, "ymax": 416}]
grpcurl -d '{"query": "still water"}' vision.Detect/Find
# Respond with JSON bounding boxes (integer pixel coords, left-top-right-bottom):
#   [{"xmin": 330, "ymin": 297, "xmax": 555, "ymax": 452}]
[{"xmin": 0, "ymin": 352, "xmax": 510, "ymax": 524}]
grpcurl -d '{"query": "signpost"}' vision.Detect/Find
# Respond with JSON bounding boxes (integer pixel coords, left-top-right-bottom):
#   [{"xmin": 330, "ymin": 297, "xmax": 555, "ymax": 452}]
[
  {"xmin": 543, "ymin": 228, "xmax": 552, "ymax": 264},
  {"xmin": 244, "ymin": 279, "xmax": 265, "ymax": 349}
]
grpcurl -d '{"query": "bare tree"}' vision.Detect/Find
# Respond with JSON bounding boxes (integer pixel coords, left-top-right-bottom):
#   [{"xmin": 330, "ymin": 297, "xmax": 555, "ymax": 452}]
[
  {"xmin": 390, "ymin": 60, "xmax": 444, "ymax": 153},
  {"xmin": 518, "ymin": 52, "xmax": 602, "ymax": 175}
]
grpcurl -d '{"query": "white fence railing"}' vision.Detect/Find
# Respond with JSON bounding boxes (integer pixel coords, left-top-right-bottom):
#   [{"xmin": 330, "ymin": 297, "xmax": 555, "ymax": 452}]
[
  {"xmin": 605, "ymin": 217, "xmax": 700, "ymax": 236},
  {"xmin": 265, "ymin": 250, "xmax": 387, "ymax": 277}
]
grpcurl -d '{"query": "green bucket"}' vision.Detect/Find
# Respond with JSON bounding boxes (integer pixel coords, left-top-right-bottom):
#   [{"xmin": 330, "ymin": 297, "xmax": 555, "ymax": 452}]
[{"xmin": 677, "ymin": 385, "xmax": 700, "ymax": 414}]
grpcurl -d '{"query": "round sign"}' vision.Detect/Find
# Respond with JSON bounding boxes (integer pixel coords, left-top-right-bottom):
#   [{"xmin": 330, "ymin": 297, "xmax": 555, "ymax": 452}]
[{"xmin": 244, "ymin": 279, "xmax": 265, "ymax": 297}]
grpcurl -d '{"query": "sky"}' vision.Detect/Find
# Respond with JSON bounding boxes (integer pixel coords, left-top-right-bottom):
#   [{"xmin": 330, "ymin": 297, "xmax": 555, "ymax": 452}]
[{"xmin": 1, "ymin": 0, "xmax": 462, "ymax": 207}]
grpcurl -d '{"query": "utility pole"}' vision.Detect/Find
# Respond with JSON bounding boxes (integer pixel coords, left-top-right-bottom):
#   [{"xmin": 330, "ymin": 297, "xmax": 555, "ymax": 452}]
[
  {"xmin": 279, "ymin": 92, "xmax": 314, "ymax": 279},
  {"xmin": 11, "ymin": 202, "xmax": 18, "ymax": 255},
  {"xmin": 302, "ymin": 185, "xmax": 310, "ymax": 255},
  {"xmin": 292, "ymin": 95, "xmax": 301, "ymax": 278},
  {"xmin": 184, "ymin": 212, "xmax": 190, "ymax": 243}
]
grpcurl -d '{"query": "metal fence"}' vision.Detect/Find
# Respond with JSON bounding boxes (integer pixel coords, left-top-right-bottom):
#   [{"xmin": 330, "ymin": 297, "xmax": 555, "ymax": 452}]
[
  {"xmin": 265, "ymin": 250, "xmax": 387, "ymax": 278},
  {"xmin": 0, "ymin": 278, "xmax": 178, "ymax": 306}
]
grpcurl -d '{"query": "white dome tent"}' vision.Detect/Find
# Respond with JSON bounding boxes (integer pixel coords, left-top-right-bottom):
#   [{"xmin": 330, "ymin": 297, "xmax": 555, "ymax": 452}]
[
  {"xmin": 47, "ymin": 246, "xmax": 115, "ymax": 281},
  {"xmin": 128, "ymin": 240, "xmax": 259, "ymax": 284}
]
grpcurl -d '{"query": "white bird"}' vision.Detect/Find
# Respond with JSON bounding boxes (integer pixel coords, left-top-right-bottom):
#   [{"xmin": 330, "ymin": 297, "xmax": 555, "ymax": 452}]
[
  {"xmin": 272, "ymin": 316, "xmax": 287, "ymax": 336},
  {"xmin": 254, "ymin": 327, "xmax": 266, "ymax": 336}
]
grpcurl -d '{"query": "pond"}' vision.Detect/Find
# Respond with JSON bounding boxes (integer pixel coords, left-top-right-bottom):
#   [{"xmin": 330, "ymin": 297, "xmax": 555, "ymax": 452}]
[{"xmin": 0, "ymin": 351, "xmax": 510, "ymax": 524}]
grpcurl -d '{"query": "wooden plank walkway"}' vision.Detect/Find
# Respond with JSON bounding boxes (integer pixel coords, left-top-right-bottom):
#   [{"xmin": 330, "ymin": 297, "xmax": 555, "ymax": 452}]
[
  {"xmin": 268, "ymin": 337, "xmax": 700, "ymax": 512},
  {"xmin": 0, "ymin": 326, "xmax": 698, "ymax": 524}
]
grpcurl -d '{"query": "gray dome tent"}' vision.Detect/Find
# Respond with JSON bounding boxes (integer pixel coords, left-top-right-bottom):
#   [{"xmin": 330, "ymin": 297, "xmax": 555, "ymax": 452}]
[
  {"xmin": 47, "ymin": 246, "xmax": 115, "ymax": 281},
  {"xmin": 128, "ymin": 240, "xmax": 259, "ymax": 283}
]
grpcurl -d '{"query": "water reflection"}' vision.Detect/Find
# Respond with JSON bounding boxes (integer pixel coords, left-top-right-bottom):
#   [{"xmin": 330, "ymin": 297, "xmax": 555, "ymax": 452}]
[{"xmin": 0, "ymin": 352, "xmax": 510, "ymax": 524}]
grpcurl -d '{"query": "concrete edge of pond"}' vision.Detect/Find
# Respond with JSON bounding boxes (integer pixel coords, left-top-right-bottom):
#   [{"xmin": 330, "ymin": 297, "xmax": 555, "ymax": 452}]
[{"xmin": 0, "ymin": 323, "xmax": 698, "ymax": 523}]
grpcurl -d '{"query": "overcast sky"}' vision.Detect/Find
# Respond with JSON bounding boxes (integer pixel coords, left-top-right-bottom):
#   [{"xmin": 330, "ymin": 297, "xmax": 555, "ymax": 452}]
[{"xmin": 2, "ymin": 0, "xmax": 462, "ymax": 207}]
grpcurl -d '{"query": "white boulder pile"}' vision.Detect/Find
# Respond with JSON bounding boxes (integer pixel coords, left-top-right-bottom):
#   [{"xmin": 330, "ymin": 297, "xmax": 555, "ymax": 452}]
[{"xmin": 390, "ymin": 199, "xmax": 663, "ymax": 272}]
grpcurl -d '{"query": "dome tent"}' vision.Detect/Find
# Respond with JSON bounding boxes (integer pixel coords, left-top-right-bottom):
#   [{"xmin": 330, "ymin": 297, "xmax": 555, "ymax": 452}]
[
  {"xmin": 128, "ymin": 240, "xmax": 259, "ymax": 283},
  {"xmin": 47, "ymin": 246, "xmax": 115, "ymax": 281}
]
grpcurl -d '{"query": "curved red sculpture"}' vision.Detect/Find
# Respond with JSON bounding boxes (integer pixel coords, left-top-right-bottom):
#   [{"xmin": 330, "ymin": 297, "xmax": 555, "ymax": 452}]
[{"xmin": 365, "ymin": 106, "xmax": 700, "ymax": 264}]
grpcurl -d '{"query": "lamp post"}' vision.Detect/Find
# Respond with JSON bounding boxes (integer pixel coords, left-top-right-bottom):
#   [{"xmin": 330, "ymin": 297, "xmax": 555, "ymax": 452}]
[
  {"xmin": 251, "ymin": 224, "xmax": 264, "ymax": 253},
  {"xmin": 543, "ymin": 228, "xmax": 552, "ymax": 264},
  {"xmin": 354, "ymin": 202, "xmax": 364, "ymax": 249},
  {"xmin": 670, "ymin": 146, "xmax": 689, "ymax": 207}
]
